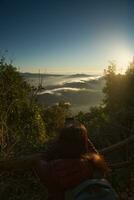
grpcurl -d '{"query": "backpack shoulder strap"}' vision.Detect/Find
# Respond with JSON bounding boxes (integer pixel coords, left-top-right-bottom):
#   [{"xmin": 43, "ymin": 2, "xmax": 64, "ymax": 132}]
[
  {"xmin": 65, "ymin": 179, "xmax": 108, "ymax": 200},
  {"xmin": 73, "ymin": 179, "xmax": 110, "ymax": 196},
  {"xmin": 65, "ymin": 179, "xmax": 118, "ymax": 200}
]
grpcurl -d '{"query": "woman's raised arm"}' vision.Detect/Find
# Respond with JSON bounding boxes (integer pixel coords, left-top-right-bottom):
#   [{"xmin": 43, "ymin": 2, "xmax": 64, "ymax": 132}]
[{"xmin": 0, "ymin": 153, "xmax": 43, "ymax": 172}]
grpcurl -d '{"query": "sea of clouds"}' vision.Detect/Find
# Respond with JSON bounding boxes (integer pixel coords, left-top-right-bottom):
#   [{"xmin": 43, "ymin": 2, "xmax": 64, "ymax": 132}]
[{"xmin": 24, "ymin": 73, "xmax": 104, "ymax": 113}]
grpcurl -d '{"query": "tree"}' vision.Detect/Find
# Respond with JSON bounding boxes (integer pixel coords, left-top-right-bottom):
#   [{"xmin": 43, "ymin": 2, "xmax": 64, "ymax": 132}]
[
  {"xmin": 125, "ymin": 57, "xmax": 134, "ymax": 107},
  {"xmin": 0, "ymin": 57, "xmax": 46, "ymax": 157},
  {"xmin": 103, "ymin": 62, "xmax": 125, "ymax": 113},
  {"xmin": 42, "ymin": 101, "xmax": 71, "ymax": 137}
]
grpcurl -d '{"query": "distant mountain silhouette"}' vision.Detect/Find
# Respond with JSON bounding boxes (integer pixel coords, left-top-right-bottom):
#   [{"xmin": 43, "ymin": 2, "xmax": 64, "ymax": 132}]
[
  {"xmin": 68, "ymin": 73, "xmax": 94, "ymax": 78},
  {"xmin": 22, "ymin": 73, "xmax": 104, "ymax": 113},
  {"xmin": 20, "ymin": 72, "xmax": 63, "ymax": 78}
]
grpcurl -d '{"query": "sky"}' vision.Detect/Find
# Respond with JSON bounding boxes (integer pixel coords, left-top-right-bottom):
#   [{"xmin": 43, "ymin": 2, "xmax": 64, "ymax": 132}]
[{"xmin": 0, "ymin": 0, "xmax": 134, "ymax": 74}]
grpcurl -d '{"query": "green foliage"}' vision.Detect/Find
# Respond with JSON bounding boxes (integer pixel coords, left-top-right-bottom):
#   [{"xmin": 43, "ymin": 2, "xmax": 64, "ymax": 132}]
[
  {"xmin": 75, "ymin": 60, "xmax": 134, "ymax": 196},
  {"xmin": 0, "ymin": 57, "xmax": 46, "ymax": 156},
  {"xmin": 126, "ymin": 57, "xmax": 134, "ymax": 76},
  {"xmin": 76, "ymin": 107, "xmax": 116, "ymax": 149},
  {"xmin": 103, "ymin": 62, "xmax": 126, "ymax": 112},
  {"xmin": 0, "ymin": 57, "xmax": 48, "ymax": 200},
  {"xmin": 1, "ymin": 55, "xmax": 134, "ymax": 198},
  {"xmin": 42, "ymin": 101, "xmax": 71, "ymax": 137},
  {"xmin": 125, "ymin": 58, "xmax": 134, "ymax": 108},
  {"xmin": 0, "ymin": 171, "xmax": 47, "ymax": 200},
  {"xmin": 0, "ymin": 57, "xmax": 72, "ymax": 199},
  {"xmin": 76, "ymin": 58, "xmax": 134, "ymax": 149}
]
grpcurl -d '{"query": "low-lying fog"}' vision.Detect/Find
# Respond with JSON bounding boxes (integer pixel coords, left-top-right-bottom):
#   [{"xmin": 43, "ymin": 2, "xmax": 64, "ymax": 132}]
[{"xmin": 23, "ymin": 73, "xmax": 105, "ymax": 113}]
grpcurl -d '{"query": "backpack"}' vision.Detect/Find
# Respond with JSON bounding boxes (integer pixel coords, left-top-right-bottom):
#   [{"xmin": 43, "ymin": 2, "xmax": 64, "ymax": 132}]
[{"xmin": 65, "ymin": 178, "xmax": 118, "ymax": 200}]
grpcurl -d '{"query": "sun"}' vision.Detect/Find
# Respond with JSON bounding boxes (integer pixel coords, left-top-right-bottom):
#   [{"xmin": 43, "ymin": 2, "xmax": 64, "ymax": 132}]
[{"xmin": 111, "ymin": 47, "xmax": 133, "ymax": 74}]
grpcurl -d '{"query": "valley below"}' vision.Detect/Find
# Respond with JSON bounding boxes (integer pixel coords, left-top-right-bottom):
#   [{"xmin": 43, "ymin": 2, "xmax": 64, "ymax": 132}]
[{"xmin": 23, "ymin": 73, "xmax": 105, "ymax": 113}]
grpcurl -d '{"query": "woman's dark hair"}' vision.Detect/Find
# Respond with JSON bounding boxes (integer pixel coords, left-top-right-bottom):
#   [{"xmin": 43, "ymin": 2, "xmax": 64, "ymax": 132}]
[
  {"xmin": 58, "ymin": 123, "xmax": 89, "ymax": 158},
  {"xmin": 45, "ymin": 123, "xmax": 109, "ymax": 175}
]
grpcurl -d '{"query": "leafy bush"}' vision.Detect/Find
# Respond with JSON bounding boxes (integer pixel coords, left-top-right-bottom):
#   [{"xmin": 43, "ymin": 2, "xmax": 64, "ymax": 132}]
[
  {"xmin": 0, "ymin": 57, "xmax": 48, "ymax": 200},
  {"xmin": 0, "ymin": 57, "xmax": 47, "ymax": 157}
]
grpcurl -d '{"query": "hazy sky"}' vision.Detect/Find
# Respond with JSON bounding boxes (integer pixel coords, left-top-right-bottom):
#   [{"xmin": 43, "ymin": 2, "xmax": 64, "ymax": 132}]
[{"xmin": 0, "ymin": 0, "xmax": 134, "ymax": 74}]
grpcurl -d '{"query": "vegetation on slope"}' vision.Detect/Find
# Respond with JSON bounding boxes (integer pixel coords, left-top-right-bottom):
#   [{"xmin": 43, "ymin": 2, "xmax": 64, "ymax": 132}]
[{"xmin": 0, "ymin": 56, "xmax": 134, "ymax": 199}]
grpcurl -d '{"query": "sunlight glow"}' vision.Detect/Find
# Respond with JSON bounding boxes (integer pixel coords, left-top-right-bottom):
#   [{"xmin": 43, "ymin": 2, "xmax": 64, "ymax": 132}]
[{"xmin": 108, "ymin": 45, "xmax": 133, "ymax": 74}]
